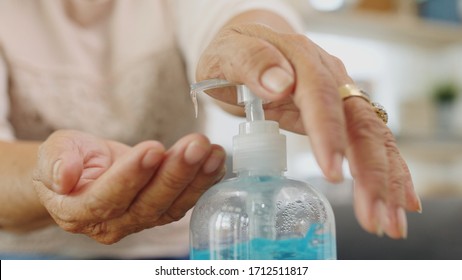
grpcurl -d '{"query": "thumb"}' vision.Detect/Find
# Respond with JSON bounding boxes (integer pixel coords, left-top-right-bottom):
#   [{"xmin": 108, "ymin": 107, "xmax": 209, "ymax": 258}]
[
  {"xmin": 36, "ymin": 131, "xmax": 89, "ymax": 195},
  {"xmin": 197, "ymin": 24, "xmax": 294, "ymax": 103},
  {"xmin": 260, "ymin": 66, "xmax": 294, "ymax": 97},
  {"xmin": 50, "ymin": 151, "xmax": 83, "ymax": 194}
]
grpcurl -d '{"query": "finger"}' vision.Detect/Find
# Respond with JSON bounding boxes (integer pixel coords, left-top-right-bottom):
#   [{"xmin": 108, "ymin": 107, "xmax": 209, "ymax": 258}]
[
  {"xmin": 127, "ymin": 134, "xmax": 212, "ymax": 224},
  {"xmin": 353, "ymin": 183, "xmax": 384, "ymax": 236},
  {"xmin": 82, "ymin": 140, "xmax": 165, "ymax": 220},
  {"xmin": 382, "ymin": 129, "xmax": 407, "ymax": 239},
  {"xmin": 156, "ymin": 145, "xmax": 227, "ymax": 225},
  {"xmin": 344, "ymin": 97, "xmax": 389, "ymax": 236},
  {"xmin": 285, "ymin": 41, "xmax": 347, "ymax": 181},
  {"xmin": 381, "ymin": 152, "xmax": 421, "ymax": 240},
  {"xmin": 398, "ymin": 155, "xmax": 422, "ymax": 213}
]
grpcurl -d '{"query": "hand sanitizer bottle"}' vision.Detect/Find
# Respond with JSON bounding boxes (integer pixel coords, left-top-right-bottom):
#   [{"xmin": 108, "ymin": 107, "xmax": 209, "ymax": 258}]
[{"xmin": 189, "ymin": 79, "xmax": 336, "ymax": 260}]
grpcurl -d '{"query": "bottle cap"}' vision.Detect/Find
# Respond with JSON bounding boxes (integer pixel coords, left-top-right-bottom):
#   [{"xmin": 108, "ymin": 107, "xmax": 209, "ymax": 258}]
[{"xmin": 233, "ymin": 120, "xmax": 287, "ymax": 173}]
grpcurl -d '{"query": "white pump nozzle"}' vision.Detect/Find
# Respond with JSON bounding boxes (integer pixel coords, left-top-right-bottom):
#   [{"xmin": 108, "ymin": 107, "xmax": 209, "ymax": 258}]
[
  {"xmin": 235, "ymin": 84, "xmax": 265, "ymax": 122},
  {"xmin": 190, "ymin": 79, "xmax": 287, "ymax": 174}
]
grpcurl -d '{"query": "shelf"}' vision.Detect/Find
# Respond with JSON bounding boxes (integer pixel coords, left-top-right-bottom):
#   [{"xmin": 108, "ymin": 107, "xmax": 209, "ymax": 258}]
[
  {"xmin": 288, "ymin": 1, "xmax": 462, "ymax": 48},
  {"xmin": 302, "ymin": 10, "xmax": 462, "ymax": 48}
]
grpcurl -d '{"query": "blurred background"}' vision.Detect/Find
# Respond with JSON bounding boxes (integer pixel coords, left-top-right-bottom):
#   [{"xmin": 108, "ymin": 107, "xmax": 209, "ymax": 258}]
[{"xmin": 200, "ymin": 0, "xmax": 462, "ymax": 259}]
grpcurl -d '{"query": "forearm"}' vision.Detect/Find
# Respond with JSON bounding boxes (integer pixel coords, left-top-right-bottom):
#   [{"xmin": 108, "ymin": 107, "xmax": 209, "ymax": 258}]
[{"xmin": 0, "ymin": 141, "xmax": 53, "ymax": 231}]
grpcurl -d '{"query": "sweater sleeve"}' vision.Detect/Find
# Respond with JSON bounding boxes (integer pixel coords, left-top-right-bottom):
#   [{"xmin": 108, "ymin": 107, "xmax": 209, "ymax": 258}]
[
  {"xmin": 169, "ymin": 0, "xmax": 304, "ymax": 83},
  {"xmin": 0, "ymin": 49, "xmax": 15, "ymax": 141}
]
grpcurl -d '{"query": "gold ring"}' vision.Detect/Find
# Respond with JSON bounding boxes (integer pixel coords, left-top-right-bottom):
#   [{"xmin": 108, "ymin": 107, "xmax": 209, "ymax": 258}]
[{"xmin": 338, "ymin": 84, "xmax": 388, "ymax": 124}]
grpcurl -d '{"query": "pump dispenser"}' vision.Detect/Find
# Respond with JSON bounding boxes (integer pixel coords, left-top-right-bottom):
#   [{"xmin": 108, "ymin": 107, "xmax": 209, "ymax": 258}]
[{"xmin": 189, "ymin": 79, "xmax": 336, "ymax": 260}]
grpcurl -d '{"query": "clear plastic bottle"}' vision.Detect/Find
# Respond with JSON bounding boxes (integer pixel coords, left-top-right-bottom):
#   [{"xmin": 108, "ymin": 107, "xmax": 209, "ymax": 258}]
[{"xmin": 189, "ymin": 80, "xmax": 336, "ymax": 260}]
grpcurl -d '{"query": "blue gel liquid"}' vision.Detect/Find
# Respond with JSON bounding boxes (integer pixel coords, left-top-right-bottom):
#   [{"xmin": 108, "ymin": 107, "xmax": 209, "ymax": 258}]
[{"xmin": 191, "ymin": 224, "xmax": 336, "ymax": 260}]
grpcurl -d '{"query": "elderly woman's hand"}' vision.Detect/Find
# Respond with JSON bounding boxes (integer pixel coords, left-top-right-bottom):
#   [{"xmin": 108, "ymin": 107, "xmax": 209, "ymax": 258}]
[
  {"xmin": 196, "ymin": 18, "xmax": 421, "ymax": 239},
  {"xmin": 32, "ymin": 130, "xmax": 225, "ymax": 244}
]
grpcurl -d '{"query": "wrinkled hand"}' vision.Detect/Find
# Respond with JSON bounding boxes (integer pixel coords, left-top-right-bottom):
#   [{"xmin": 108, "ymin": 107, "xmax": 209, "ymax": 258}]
[
  {"xmin": 33, "ymin": 130, "xmax": 225, "ymax": 244},
  {"xmin": 197, "ymin": 23, "xmax": 421, "ymax": 239}
]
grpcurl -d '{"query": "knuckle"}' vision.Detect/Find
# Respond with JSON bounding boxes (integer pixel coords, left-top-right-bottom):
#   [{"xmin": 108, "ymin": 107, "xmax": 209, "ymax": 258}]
[
  {"xmin": 88, "ymin": 222, "xmax": 108, "ymax": 237},
  {"xmin": 347, "ymin": 107, "xmax": 382, "ymax": 140},
  {"xmin": 388, "ymin": 175, "xmax": 405, "ymax": 197},
  {"xmin": 165, "ymin": 209, "xmax": 186, "ymax": 223},
  {"xmin": 319, "ymin": 84, "xmax": 342, "ymax": 107},
  {"xmin": 293, "ymin": 71, "xmax": 332, "ymax": 104},
  {"xmin": 87, "ymin": 217, "xmax": 153, "ymax": 244},
  {"xmin": 384, "ymin": 130, "xmax": 399, "ymax": 152},
  {"xmin": 237, "ymin": 43, "xmax": 278, "ymax": 74},
  {"xmin": 85, "ymin": 223, "xmax": 123, "ymax": 245},
  {"xmin": 96, "ymin": 233, "xmax": 123, "ymax": 245},
  {"xmin": 92, "ymin": 224, "xmax": 116, "ymax": 244},
  {"xmin": 188, "ymin": 133, "xmax": 210, "ymax": 143},
  {"xmin": 58, "ymin": 221, "xmax": 83, "ymax": 234},
  {"xmin": 156, "ymin": 210, "xmax": 185, "ymax": 226},
  {"xmin": 286, "ymin": 33, "xmax": 310, "ymax": 45},
  {"xmin": 129, "ymin": 199, "xmax": 165, "ymax": 222},
  {"xmin": 97, "ymin": 237, "xmax": 119, "ymax": 245},
  {"xmin": 206, "ymin": 167, "xmax": 227, "ymax": 188},
  {"xmin": 215, "ymin": 167, "xmax": 227, "ymax": 183},
  {"xmin": 285, "ymin": 33, "xmax": 315, "ymax": 53},
  {"xmin": 191, "ymin": 175, "xmax": 220, "ymax": 195},
  {"xmin": 196, "ymin": 54, "xmax": 219, "ymax": 81},
  {"xmin": 159, "ymin": 169, "xmax": 191, "ymax": 191},
  {"xmin": 328, "ymin": 54, "xmax": 348, "ymax": 73},
  {"xmin": 357, "ymin": 164, "xmax": 388, "ymax": 188},
  {"xmin": 386, "ymin": 175, "xmax": 406, "ymax": 206},
  {"xmin": 87, "ymin": 195, "xmax": 125, "ymax": 220}
]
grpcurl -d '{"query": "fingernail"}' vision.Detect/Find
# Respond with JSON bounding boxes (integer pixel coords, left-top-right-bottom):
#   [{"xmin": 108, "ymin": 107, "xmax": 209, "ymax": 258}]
[
  {"xmin": 416, "ymin": 196, "xmax": 423, "ymax": 214},
  {"xmin": 374, "ymin": 199, "xmax": 387, "ymax": 237},
  {"xmin": 203, "ymin": 149, "xmax": 226, "ymax": 174},
  {"xmin": 261, "ymin": 66, "xmax": 294, "ymax": 94},
  {"xmin": 397, "ymin": 207, "xmax": 408, "ymax": 239},
  {"xmin": 329, "ymin": 153, "xmax": 344, "ymax": 182},
  {"xmin": 142, "ymin": 149, "xmax": 163, "ymax": 169},
  {"xmin": 184, "ymin": 141, "xmax": 209, "ymax": 165},
  {"xmin": 409, "ymin": 180, "xmax": 423, "ymax": 213},
  {"xmin": 52, "ymin": 159, "xmax": 62, "ymax": 192}
]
